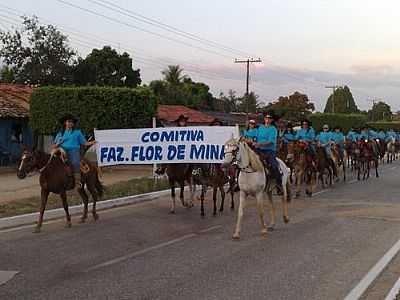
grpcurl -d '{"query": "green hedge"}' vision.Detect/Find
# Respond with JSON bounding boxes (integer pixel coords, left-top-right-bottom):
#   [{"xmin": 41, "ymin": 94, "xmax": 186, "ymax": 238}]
[
  {"xmin": 309, "ymin": 113, "xmax": 367, "ymax": 133},
  {"xmin": 30, "ymin": 86, "xmax": 157, "ymax": 135},
  {"xmin": 367, "ymin": 122, "xmax": 400, "ymax": 131}
]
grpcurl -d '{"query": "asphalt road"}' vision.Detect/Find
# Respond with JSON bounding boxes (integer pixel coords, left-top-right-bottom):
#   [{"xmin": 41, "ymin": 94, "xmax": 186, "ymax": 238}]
[{"xmin": 1, "ymin": 162, "xmax": 400, "ymax": 300}]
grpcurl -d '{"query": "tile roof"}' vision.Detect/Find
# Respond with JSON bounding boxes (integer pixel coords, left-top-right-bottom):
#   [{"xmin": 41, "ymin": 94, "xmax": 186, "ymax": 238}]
[
  {"xmin": 0, "ymin": 84, "xmax": 33, "ymax": 118},
  {"xmin": 157, "ymin": 105, "xmax": 215, "ymax": 124}
]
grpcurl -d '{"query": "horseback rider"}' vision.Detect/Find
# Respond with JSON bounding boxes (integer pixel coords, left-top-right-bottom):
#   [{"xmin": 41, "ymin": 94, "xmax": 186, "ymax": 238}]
[
  {"xmin": 52, "ymin": 114, "xmax": 96, "ymax": 188},
  {"xmin": 386, "ymin": 128, "xmax": 397, "ymax": 142},
  {"xmin": 253, "ymin": 111, "xmax": 282, "ymax": 187},
  {"xmin": 175, "ymin": 114, "xmax": 189, "ymax": 127},
  {"xmin": 332, "ymin": 126, "xmax": 345, "ymax": 163},
  {"xmin": 316, "ymin": 124, "xmax": 338, "ymax": 176},
  {"xmin": 295, "ymin": 118, "xmax": 317, "ymax": 166},
  {"xmin": 243, "ymin": 119, "xmax": 259, "ymax": 143},
  {"xmin": 283, "ymin": 122, "xmax": 296, "ymax": 144},
  {"xmin": 347, "ymin": 127, "xmax": 359, "ymax": 143},
  {"xmin": 359, "ymin": 126, "xmax": 379, "ymax": 156}
]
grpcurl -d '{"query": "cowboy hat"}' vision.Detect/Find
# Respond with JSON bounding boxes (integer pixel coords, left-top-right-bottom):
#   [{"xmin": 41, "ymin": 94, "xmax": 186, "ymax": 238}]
[
  {"xmin": 59, "ymin": 113, "xmax": 78, "ymax": 124},
  {"xmin": 175, "ymin": 114, "xmax": 189, "ymax": 123}
]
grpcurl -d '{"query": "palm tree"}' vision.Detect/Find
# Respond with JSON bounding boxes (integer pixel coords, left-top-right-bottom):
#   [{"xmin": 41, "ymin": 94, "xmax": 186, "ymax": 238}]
[{"xmin": 161, "ymin": 65, "xmax": 186, "ymax": 85}]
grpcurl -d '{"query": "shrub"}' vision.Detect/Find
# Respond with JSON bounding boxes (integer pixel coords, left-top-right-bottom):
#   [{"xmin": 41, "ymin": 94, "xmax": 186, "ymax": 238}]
[
  {"xmin": 367, "ymin": 122, "xmax": 400, "ymax": 131},
  {"xmin": 30, "ymin": 86, "xmax": 157, "ymax": 135},
  {"xmin": 309, "ymin": 113, "xmax": 367, "ymax": 133}
]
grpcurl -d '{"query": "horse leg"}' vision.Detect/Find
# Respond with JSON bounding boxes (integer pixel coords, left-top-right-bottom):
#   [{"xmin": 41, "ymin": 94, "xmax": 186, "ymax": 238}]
[
  {"xmin": 60, "ymin": 191, "xmax": 71, "ymax": 228},
  {"xmin": 212, "ymin": 186, "xmax": 218, "ymax": 216},
  {"xmin": 267, "ymin": 191, "xmax": 276, "ymax": 231},
  {"xmin": 375, "ymin": 160, "xmax": 379, "ymax": 178},
  {"xmin": 256, "ymin": 191, "xmax": 267, "ymax": 236},
  {"xmin": 200, "ymin": 184, "xmax": 206, "ymax": 218},
  {"xmin": 78, "ymin": 183, "xmax": 89, "ymax": 223},
  {"xmin": 187, "ymin": 179, "xmax": 195, "ymax": 208},
  {"xmin": 230, "ymin": 183, "xmax": 235, "ymax": 211},
  {"xmin": 179, "ymin": 182, "xmax": 186, "ymax": 208},
  {"xmin": 281, "ymin": 181, "xmax": 290, "ymax": 224},
  {"xmin": 233, "ymin": 191, "xmax": 246, "ymax": 240},
  {"xmin": 219, "ymin": 185, "xmax": 226, "ymax": 213},
  {"xmin": 295, "ymin": 170, "xmax": 302, "ymax": 198},
  {"xmin": 34, "ymin": 189, "xmax": 49, "ymax": 233},
  {"xmin": 170, "ymin": 180, "xmax": 176, "ymax": 214},
  {"xmin": 87, "ymin": 184, "xmax": 99, "ymax": 221}
]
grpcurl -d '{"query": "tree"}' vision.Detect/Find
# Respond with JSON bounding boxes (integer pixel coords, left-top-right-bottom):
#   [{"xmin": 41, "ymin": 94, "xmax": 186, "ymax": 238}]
[
  {"xmin": 161, "ymin": 65, "xmax": 187, "ymax": 86},
  {"xmin": 149, "ymin": 66, "xmax": 215, "ymax": 110},
  {"xmin": 72, "ymin": 46, "xmax": 141, "ymax": 87},
  {"xmin": 324, "ymin": 86, "xmax": 359, "ymax": 113},
  {"xmin": 367, "ymin": 101, "xmax": 392, "ymax": 121},
  {"xmin": 263, "ymin": 91, "xmax": 315, "ymax": 120},
  {"xmin": 237, "ymin": 92, "xmax": 260, "ymax": 113},
  {"xmin": 0, "ymin": 16, "xmax": 76, "ymax": 85},
  {"xmin": 215, "ymin": 89, "xmax": 239, "ymax": 112},
  {"xmin": 0, "ymin": 66, "xmax": 15, "ymax": 83}
]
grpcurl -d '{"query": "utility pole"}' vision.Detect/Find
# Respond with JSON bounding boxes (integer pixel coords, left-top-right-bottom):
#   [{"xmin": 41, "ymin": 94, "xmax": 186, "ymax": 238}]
[
  {"xmin": 325, "ymin": 85, "xmax": 342, "ymax": 113},
  {"xmin": 235, "ymin": 58, "xmax": 262, "ymax": 121}
]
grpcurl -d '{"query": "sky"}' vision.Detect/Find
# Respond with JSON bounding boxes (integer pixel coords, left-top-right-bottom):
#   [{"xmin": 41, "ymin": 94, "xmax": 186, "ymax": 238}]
[{"xmin": 1, "ymin": 0, "xmax": 400, "ymax": 111}]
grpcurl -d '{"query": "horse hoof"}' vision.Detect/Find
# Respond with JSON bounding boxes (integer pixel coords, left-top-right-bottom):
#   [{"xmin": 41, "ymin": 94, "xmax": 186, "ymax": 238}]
[
  {"xmin": 283, "ymin": 216, "xmax": 290, "ymax": 224},
  {"xmin": 186, "ymin": 202, "xmax": 194, "ymax": 209},
  {"xmin": 267, "ymin": 226, "xmax": 275, "ymax": 232},
  {"xmin": 33, "ymin": 227, "xmax": 41, "ymax": 233},
  {"xmin": 93, "ymin": 214, "xmax": 99, "ymax": 221},
  {"xmin": 169, "ymin": 210, "xmax": 176, "ymax": 214},
  {"xmin": 232, "ymin": 234, "xmax": 240, "ymax": 240},
  {"xmin": 65, "ymin": 222, "xmax": 72, "ymax": 228},
  {"xmin": 261, "ymin": 229, "xmax": 268, "ymax": 236},
  {"xmin": 78, "ymin": 218, "xmax": 86, "ymax": 224},
  {"xmin": 295, "ymin": 192, "xmax": 301, "ymax": 198}
]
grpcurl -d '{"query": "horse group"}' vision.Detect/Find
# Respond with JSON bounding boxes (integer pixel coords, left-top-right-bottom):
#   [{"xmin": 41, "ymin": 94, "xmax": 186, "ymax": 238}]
[{"xmin": 16, "ymin": 135, "xmax": 398, "ymax": 239}]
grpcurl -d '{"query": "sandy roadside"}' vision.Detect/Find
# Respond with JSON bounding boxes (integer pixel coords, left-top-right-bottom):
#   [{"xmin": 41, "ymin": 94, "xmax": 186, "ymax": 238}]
[{"xmin": 0, "ymin": 165, "xmax": 154, "ymax": 204}]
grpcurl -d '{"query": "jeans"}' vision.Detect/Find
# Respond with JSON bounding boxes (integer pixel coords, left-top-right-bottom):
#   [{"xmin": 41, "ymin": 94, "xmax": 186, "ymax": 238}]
[
  {"xmin": 66, "ymin": 149, "xmax": 81, "ymax": 173},
  {"xmin": 256, "ymin": 149, "xmax": 282, "ymax": 185}
]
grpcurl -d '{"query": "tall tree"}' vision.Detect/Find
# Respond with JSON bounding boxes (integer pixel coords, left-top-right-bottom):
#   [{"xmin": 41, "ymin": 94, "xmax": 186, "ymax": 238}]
[
  {"xmin": 237, "ymin": 92, "xmax": 260, "ymax": 113},
  {"xmin": 73, "ymin": 46, "xmax": 141, "ymax": 87},
  {"xmin": 263, "ymin": 91, "xmax": 315, "ymax": 120},
  {"xmin": 0, "ymin": 16, "xmax": 76, "ymax": 85},
  {"xmin": 161, "ymin": 65, "xmax": 187, "ymax": 86},
  {"xmin": 368, "ymin": 101, "xmax": 392, "ymax": 121},
  {"xmin": 324, "ymin": 86, "xmax": 359, "ymax": 113}
]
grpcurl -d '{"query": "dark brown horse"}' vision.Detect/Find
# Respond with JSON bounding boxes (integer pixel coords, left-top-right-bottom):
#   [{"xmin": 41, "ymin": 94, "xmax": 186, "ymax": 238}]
[
  {"xmin": 356, "ymin": 140, "xmax": 379, "ymax": 180},
  {"xmin": 17, "ymin": 149, "xmax": 103, "ymax": 232},
  {"xmin": 192, "ymin": 164, "xmax": 235, "ymax": 217},
  {"xmin": 316, "ymin": 146, "xmax": 333, "ymax": 188},
  {"xmin": 155, "ymin": 164, "xmax": 195, "ymax": 214}
]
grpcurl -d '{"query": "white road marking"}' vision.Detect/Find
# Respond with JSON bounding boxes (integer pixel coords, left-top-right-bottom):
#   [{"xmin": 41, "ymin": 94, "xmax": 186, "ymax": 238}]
[
  {"xmin": 384, "ymin": 276, "xmax": 400, "ymax": 300},
  {"xmin": 313, "ymin": 190, "xmax": 329, "ymax": 196},
  {"xmin": 86, "ymin": 233, "xmax": 197, "ymax": 272},
  {"xmin": 344, "ymin": 237, "xmax": 400, "ymax": 300},
  {"xmin": 86, "ymin": 225, "xmax": 222, "ymax": 272},
  {"xmin": 348, "ymin": 179, "xmax": 357, "ymax": 184},
  {"xmin": 0, "ymin": 271, "xmax": 19, "ymax": 285}
]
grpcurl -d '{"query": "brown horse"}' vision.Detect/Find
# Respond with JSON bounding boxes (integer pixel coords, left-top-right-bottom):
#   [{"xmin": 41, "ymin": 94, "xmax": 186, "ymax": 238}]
[
  {"xmin": 356, "ymin": 140, "xmax": 379, "ymax": 180},
  {"xmin": 287, "ymin": 141, "xmax": 316, "ymax": 198},
  {"xmin": 278, "ymin": 139, "xmax": 294, "ymax": 183},
  {"xmin": 316, "ymin": 146, "xmax": 333, "ymax": 188},
  {"xmin": 192, "ymin": 164, "xmax": 235, "ymax": 217},
  {"xmin": 17, "ymin": 149, "xmax": 103, "ymax": 232},
  {"xmin": 155, "ymin": 164, "xmax": 195, "ymax": 214},
  {"xmin": 331, "ymin": 144, "xmax": 346, "ymax": 182}
]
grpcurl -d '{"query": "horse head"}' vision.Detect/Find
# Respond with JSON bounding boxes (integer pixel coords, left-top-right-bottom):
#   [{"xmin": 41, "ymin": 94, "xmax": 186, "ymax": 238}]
[
  {"xmin": 223, "ymin": 138, "xmax": 240, "ymax": 168},
  {"xmin": 17, "ymin": 149, "xmax": 37, "ymax": 179}
]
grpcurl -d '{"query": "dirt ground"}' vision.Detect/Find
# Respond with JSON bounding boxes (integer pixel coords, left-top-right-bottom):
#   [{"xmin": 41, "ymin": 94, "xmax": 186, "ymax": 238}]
[{"xmin": 0, "ymin": 165, "xmax": 154, "ymax": 204}]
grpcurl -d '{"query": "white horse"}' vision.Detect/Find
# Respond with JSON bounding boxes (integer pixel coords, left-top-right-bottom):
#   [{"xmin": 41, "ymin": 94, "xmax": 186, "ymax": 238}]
[
  {"xmin": 223, "ymin": 138, "xmax": 291, "ymax": 240},
  {"xmin": 387, "ymin": 137, "xmax": 396, "ymax": 163}
]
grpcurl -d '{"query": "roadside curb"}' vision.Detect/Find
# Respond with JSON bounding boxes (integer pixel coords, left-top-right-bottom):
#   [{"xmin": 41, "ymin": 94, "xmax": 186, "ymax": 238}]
[{"xmin": 0, "ymin": 188, "xmax": 172, "ymax": 230}]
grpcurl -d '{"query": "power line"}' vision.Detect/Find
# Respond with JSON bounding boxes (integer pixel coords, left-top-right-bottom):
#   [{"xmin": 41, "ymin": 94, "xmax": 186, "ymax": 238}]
[
  {"xmin": 86, "ymin": 0, "xmax": 256, "ymax": 58},
  {"xmin": 54, "ymin": 0, "xmax": 234, "ymax": 59}
]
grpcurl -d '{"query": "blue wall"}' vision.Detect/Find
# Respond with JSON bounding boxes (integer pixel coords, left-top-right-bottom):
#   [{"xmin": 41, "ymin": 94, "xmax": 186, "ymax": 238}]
[{"xmin": 0, "ymin": 118, "xmax": 33, "ymax": 160}]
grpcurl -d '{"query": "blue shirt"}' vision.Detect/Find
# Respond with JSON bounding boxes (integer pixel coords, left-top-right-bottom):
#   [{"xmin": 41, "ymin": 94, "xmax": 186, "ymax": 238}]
[
  {"xmin": 377, "ymin": 131, "xmax": 386, "ymax": 140},
  {"xmin": 256, "ymin": 124, "xmax": 277, "ymax": 152},
  {"xmin": 54, "ymin": 129, "xmax": 87, "ymax": 151},
  {"xmin": 295, "ymin": 127, "xmax": 316, "ymax": 142},
  {"xmin": 359, "ymin": 130, "xmax": 372, "ymax": 141},
  {"xmin": 386, "ymin": 130, "xmax": 397, "ymax": 141},
  {"xmin": 316, "ymin": 131, "xmax": 332, "ymax": 145},
  {"xmin": 332, "ymin": 132, "xmax": 345, "ymax": 146},
  {"xmin": 369, "ymin": 130, "xmax": 378, "ymax": 139},
  {"xmin": 283, "ymin": 131, "xmax": 296, "ymax": 144},
  {"xmin": 347, "ymin": 131, "xmax": 359, "ymax": 142},
  {"xmin": 243, "ymin": 128, "xmax": 258, "ymax": 141}
]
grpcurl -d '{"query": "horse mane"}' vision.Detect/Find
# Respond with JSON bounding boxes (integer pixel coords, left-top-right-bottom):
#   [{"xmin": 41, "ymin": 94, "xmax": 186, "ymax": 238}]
[{"xmin": 242, "ymin": 142, "xmax": 264, "ymax": 172}]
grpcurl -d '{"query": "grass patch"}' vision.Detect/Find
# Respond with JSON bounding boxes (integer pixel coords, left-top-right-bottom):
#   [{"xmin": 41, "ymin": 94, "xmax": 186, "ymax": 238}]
[{"xmin": 0, "ymin": 177, "xmax": 169, "ymax": 218}]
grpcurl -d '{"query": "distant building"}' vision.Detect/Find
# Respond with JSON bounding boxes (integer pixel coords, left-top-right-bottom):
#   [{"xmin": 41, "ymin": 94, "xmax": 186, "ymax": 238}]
[
  {"xmin": 157, "ymin": 104, "xmax": 215, "ymax": 127},
  {"xmin": 0, "ymin": 84, "xmax": 34, "ymax": 165}
]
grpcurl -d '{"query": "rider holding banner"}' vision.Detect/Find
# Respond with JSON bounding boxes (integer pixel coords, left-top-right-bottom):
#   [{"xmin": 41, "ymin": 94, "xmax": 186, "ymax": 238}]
[{"xmin": 53, "ymin": 114, "xmax": 96, "ymax": 187}]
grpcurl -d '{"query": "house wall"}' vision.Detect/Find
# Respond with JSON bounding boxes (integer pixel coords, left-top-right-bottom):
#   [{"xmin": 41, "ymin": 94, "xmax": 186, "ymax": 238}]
[{"xmin": 0, "ymin": 118, "xmax": 33, "ymax": 160}]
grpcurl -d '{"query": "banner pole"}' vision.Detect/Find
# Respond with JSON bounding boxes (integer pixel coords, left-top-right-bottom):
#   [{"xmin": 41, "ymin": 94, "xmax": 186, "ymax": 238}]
[
  {"xmin": 235, "ymin": 124, "xmax": 240, "ymax": 138},
  {"xmin": 152, "ymin": 117, "xmax": 157, "ymax": 180}
]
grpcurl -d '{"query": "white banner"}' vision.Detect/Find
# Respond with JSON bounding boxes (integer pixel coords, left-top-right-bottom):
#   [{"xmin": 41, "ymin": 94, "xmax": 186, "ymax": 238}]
[{"xmin": 94, "ymin": 126, "xmax": 239, "ymax": 166}]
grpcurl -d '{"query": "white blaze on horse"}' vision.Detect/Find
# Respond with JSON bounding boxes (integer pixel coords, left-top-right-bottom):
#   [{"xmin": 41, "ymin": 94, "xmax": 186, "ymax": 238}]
[{"xmin": 223, "ymin": 138, "xmax": 291, "ymax": 240}]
